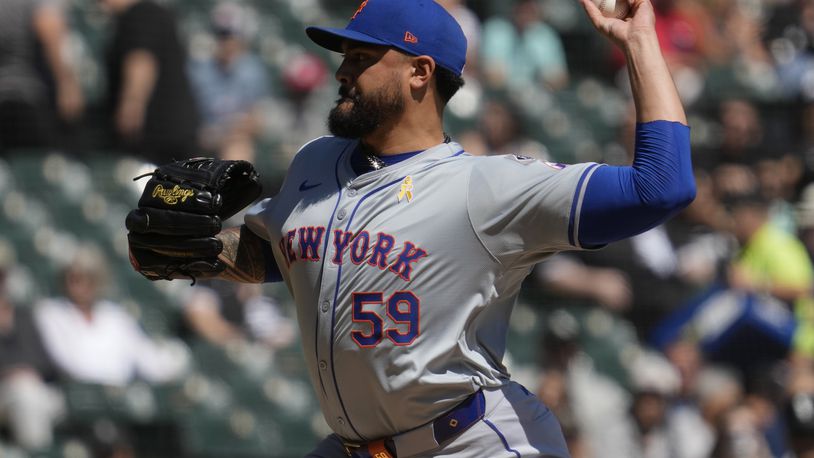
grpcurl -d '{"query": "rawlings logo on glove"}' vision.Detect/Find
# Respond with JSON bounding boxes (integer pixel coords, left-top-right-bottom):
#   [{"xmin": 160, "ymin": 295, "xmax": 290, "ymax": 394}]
[
  {"xmin": 125, "ymin": 158, "xmax": 262, "ymax": 283},
  {"xmin": 151, "ymin": 184, "xmax": 196, "ymax": 205}
]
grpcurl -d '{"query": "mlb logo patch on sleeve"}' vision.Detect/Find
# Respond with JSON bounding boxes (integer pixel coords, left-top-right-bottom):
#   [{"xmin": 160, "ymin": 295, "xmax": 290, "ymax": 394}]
[
  {"xmin": 544, "ymin": 161, "xmax": 568, "ymax": 170},
  {"xmin": 505, "ymin": 154, "xmax": 537, "ymax": 165}
]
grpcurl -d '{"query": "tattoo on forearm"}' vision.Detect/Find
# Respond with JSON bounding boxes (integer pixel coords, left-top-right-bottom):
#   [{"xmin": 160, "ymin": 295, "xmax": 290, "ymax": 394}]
[{"xmin": 216, "ymin": 225, "xmax": 267, "ymax": 283}]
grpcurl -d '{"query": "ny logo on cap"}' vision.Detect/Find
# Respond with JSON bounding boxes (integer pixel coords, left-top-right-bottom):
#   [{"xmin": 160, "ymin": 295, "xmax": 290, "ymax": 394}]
[{"xmin": 351, "ymin": 0, "xmax": 368, "ymax": 19}]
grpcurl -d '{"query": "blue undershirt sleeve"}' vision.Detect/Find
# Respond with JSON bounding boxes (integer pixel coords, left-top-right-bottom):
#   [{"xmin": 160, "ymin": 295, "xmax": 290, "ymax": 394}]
[{"xmin": 576, "ymin": 120, "xmax": 696, "ymax": 248}]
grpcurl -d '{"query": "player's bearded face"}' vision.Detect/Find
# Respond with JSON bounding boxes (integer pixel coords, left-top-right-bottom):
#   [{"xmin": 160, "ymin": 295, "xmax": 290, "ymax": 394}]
[{"xmin": 328, "ymin": 76, "xmax": 405, "ymax": 139}]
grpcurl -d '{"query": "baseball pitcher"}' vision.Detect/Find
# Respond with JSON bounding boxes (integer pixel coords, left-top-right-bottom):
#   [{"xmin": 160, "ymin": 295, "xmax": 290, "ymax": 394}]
[{"xmin": 127, "ymin": 0, "xmax": 696, "ymax": 456}]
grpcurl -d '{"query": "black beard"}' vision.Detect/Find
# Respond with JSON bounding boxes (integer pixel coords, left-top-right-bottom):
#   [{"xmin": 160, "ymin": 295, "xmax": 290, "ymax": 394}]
[{"xmin": 328, "ymin": 81, "xmax": 404, "ymax": 139}]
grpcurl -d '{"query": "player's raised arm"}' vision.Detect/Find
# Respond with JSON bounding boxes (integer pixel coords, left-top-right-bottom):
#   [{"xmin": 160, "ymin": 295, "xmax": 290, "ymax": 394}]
[
  {"xmin": 568, "ymin": 0, "xmax": 696, "ymax": 248},
  {"xmin": 580, "ymin": 0, "xmax": 685, "ymax": 124}
]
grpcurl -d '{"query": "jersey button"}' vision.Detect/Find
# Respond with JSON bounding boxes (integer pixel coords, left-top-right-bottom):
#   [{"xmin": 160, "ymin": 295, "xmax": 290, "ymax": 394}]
[
  {"xmin": 347, "ymin": 189, "xmax": 357, "ymax": 197},
  {"xmin": 318, "ymin": 361, "xmax": 327, "ymax": 370},
  {"xmin": 337, "ymin": 209, "xmax": 347, "ymax": 220},
  {"xmin": 337, "ymin": 417, "xmax": 345, "ymax": 425},
  {"xmin": 321, "ymin": 301, "xmax": 330, "ymax": 312}
]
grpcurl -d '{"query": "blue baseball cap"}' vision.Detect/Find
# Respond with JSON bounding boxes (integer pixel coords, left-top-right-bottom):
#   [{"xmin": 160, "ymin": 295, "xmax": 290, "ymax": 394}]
[{"xmin": 306, "ymin": 0, "xmax": 467, "ymax": 76}]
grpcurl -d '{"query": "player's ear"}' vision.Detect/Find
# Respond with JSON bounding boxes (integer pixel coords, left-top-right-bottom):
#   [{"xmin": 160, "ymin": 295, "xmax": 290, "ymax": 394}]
[{"xmin": 409, "ymin": 55, "xmax": 435, "ymax": 90}]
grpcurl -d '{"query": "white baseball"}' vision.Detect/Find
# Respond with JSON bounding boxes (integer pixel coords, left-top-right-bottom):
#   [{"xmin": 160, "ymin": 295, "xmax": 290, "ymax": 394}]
[{"xmin": 593, "ymin": 0, "xmax": 630, "ymax": 18}]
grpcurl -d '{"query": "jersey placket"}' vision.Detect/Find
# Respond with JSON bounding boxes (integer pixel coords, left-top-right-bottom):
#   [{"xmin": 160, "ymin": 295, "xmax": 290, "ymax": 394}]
[
  {"xmin": 299, "ymin": 146, "xmax": 350, "ymax": 439},
  {"xmin": 319, "ymin": 187, "xmax": 359, "ymax": 439},
  {"xmin": 324, "ymin": 171, "xmax": 411, "ymax": 441},
  {"xmin": 311, "ymin": 150, "xmax": 380, "ymax": 441}
]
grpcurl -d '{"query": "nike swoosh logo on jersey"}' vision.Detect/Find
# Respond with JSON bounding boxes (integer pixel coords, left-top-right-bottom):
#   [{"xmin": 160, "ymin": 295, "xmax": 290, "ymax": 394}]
[{"xmin": 299, "ymin": 180, "xmax": 321, "ymax": 192}]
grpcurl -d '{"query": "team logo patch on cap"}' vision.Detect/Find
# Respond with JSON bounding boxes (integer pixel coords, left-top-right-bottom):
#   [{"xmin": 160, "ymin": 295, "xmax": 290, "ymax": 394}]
[
  {"xmin": 404, "ymin": 31, "xmax": 418, "ymax": 44},
  {"xmin": 351, "ymin": 0, "xmax": 368, "ymax": 19},
  {"xmin": 398, "ymin": 176, "xmax": 414, "ymax": 203}
]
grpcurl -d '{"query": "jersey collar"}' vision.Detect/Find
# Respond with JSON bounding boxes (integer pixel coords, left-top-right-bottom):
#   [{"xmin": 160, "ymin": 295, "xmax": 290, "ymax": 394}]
[{"xmin": 340, "ymin": 140, "xmax": 466, "ymax": 188}]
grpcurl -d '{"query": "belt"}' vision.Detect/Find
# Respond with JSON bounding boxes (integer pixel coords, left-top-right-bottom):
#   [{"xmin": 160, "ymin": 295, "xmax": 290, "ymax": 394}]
[{"xmin": 343, "ymin": 390, "xmax": 486, "ymax": 458}]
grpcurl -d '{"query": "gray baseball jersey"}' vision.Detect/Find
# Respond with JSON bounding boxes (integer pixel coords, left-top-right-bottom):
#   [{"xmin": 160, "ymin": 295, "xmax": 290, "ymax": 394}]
[{"xmin": 245, "ymin": 136, "xmax": 598, "ymax": 442}]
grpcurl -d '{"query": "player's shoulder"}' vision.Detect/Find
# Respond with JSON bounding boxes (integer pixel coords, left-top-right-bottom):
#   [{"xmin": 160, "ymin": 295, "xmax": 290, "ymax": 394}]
[
  {"xmin": 466, "ymin": 152, "xmax": 567, "ymax": 171},
  {"xmin": 280, "ymin": 136, "xmax": 355, "ymax": 191},
  {"xmin": 465, "ymin": 153, "xmax": 598, "ymax": 189},
  {"xmin": 290, "ymin": 136, "xmax": 355, "ymax": 166},
  {"xmin": 295, "ymin": 135, "xmax": 354, "ymax": 156}
]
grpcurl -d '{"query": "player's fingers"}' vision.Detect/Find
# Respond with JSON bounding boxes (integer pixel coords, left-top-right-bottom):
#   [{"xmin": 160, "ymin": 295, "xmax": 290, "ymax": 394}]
[
  {"xmin": 578, "ymin": 0, "xmax": 609, "ymax": 30},
  {"xmin": 629, "ymin": 0, "xmax": 653, "ymax": 14},
  {"xmin": 627, "ymin": 0, "xmax": 657, "ymax": 25}
]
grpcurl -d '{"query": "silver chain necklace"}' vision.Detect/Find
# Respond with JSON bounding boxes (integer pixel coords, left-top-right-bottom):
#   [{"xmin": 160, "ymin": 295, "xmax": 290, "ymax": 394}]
[{"xmin": 361, "ymin": 134, "xmax": 450, "ymax": 170}]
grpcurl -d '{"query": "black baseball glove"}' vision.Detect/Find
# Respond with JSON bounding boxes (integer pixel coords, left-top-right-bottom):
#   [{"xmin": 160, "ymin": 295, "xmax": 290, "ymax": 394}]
[{"xmin": 126, "ymin": 158, "xmax": 262, "ymax": 282}]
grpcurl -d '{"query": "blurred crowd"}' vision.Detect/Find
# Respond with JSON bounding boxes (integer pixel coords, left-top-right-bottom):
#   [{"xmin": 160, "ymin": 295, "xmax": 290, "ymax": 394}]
[{"xmin": 2, "ymin": 0, "xmax": 814, "ymax": 456}]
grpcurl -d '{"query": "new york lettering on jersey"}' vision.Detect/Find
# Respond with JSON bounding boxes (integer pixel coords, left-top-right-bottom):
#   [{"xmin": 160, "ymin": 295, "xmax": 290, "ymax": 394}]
[{"xmin": 277, "ymin": 228, "xmax": 428, "ymax": 282}]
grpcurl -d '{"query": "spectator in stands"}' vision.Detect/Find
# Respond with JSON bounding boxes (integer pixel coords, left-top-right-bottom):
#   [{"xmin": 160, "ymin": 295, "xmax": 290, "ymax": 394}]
[
  {"xmin": 723, "ymin": 189, "xmax": 814, "ymax": 366},
  {"xmin": 785, "ymin": 358, "xmax": 814, "ymax": 457},
  {"xmin": 707, "ymin": 0, "xmax": 777, "ymax": 99},
  {"xmin": 536, "ymin": 255, "xmax": 633, "ymax": 313},
  {"xmin": 696, "ymin": 99, "xmax": 765, "ymax": 170},
  {"xmin": 536, "ymin": 309, "xmax": 636, "ymax": 458},
  {"xmin": 799, "ymin": 103, "xmax": 814, "ymax": 180},
  {"xmin": 627, "ymin": 351, "xmax": 683, "ymax": 458},
  {"xmin": 460, "ymin": 98, "xmax": 550, "ymax": 159},
  {"xmin": 536, "ymin": 319, "xmax": 586, "ymax": 457},
  {"xmin": 796, "ymin": 182, "xmax": 814, "ymax": 262},
  {"xmin": 0, "ymin": 0, "xmax": 84, "ymax": 152},
  {"xmin": 480, "ymin": 0, "xmax": 568, "ymax": 91},
  {"xmin": 663, "ymin": 340, "xmax": 735, "ymax": 458},
  {"xmin": 264, "ymin": 50, "xmax": 331, "ymax": 162},
  {"xmin": 764, "ymin": 0, "xmax": 814, "ymax": 100},
  {"xmin": 726, "ymin": 190, "xmax": 812, "ymax": 306},
  {"xmin": 786, "ymin": 394, "xmax": 814, "ymax": 458},
  {"xmin": 0, "ymin": 263, "xmax": 64, "ymax": 451},
  {"xmin": 713, "ymin": 402, "xmax": 775, "ymax": 458},
  {"xmin": 33, "ymin": 244, "xmax": 188, "ymax": 387},
  {"xmin": 717, "ymin": 99, "xmax": 766, "ymax": 165},
  {"xmin": 537, "ymin": 217, "xmax": 700, "ymax": 339},
  {"xmin": 754, "ymin": 154, "xmax": 804, "ymax": 234},
  {"xmin": 794, "ymin": 184, "xmax": 814, "ymax": 360},
  {"xmin": 182, "ymin": 280, "xmax": 295, "ymax": 350},
  {"xmin": 100, "ymin": 0, "xmax": 199, "ymax": 164},
  {"xmin": 188, "ymin": 1, "xmax": 270, "ymax": 162},
  {"xmin": 679, "ymin": 167, "xmax": 732, "ymax": 233}
]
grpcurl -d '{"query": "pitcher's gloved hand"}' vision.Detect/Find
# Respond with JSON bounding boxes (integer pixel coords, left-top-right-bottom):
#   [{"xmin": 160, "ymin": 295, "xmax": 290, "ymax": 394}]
[{"xmin": 125, "ymin": 158, "xmax": 262, "ymax": 282}]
